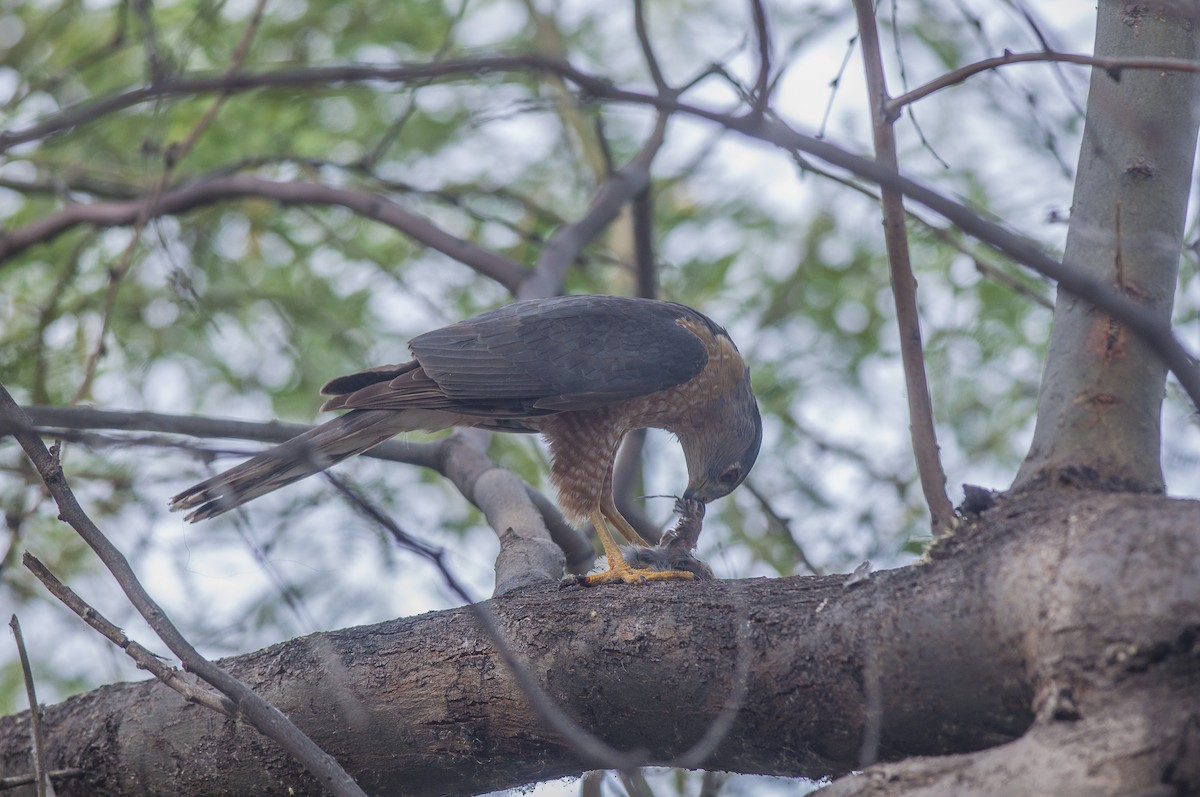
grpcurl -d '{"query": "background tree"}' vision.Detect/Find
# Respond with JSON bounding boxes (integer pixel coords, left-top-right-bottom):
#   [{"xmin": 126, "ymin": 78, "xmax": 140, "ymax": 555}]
[{"xmin": 1, "ymin": 1, "xmax": 1198, "ymax": 796}]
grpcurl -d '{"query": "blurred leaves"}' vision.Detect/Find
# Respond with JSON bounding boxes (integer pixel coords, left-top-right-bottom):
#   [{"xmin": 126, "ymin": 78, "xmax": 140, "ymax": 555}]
[{"xmin": 0, "ymin": 0, "xmax": 1107, "ymax": 749}]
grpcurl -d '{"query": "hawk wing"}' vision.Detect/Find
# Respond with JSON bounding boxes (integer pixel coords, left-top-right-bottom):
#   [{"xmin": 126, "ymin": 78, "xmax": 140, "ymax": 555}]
[{"xmin": 320, "ymin": 296, "xmax": 716, "ymax": 418}]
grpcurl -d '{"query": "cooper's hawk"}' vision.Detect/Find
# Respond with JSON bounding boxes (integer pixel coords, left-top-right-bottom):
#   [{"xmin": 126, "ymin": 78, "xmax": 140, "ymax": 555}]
[{"xmin": 170, "ymin": 295, "xmax": 762, "ymax": 585}]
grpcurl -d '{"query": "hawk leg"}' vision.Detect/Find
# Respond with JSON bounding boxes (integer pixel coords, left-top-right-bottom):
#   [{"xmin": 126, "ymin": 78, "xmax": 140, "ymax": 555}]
[
  {"xmin": 573, "ymin": 510, "xmax": 695, "ymax": 586},
  {"xmin": 600, "ymin": 494, "xmax": 652, "ymax": 547}
]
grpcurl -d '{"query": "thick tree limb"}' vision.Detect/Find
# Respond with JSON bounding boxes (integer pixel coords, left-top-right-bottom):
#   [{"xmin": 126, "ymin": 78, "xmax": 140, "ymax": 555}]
[{"xmin": 2, "ymin": 492, "xmax": 1196, "ymax": 797}]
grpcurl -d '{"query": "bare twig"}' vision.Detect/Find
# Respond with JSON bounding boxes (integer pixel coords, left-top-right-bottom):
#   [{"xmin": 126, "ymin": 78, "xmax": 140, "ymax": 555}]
[
  {"xmin": 19, "ymin": 405, "xmax": 442, "ymax": 468},
  {"xmin": 633, "ymin": 0, "xmax": 669, "ymax": 95},
  {"xmin": 22, "ymin": 553, "xmax": 236, "ymax": 717},
  {"xmin": 617, "ymin": 769, "xmax": 653, "ymax": 797},
  {"xmin": 8, "ymin": 615, "xmax": 54, "ymax": 797},
  {"xmin": 0, "ymin": 385, "xmax": 370, "ymax": 797},
  {"xmin": 165, "ymin": 0, "xmax": 268, "ymax": 169},
  {"xmin": 818, "ymin": 32, "xmax": 860, "ymax": 139},
  {"xmin": 748, "ymin": 0, "xmax": 772, "ymax": 117},
  {"xmin": 699, "ymin": 771, "xmax": 727, "ymax": 797},
  {"xmin": 0, "ymin": 174, "xmax": 529, "ymax": 292},
  {"xmin": 853, "ymin": 0, "xmax": 956, "ymax": 537},
  {"xmin": 789, "ymin": 151, "xmax": 1054, "ymax": 309},
  {"xmin": 743, "ymin": 481, "xmax": 824, "ymax": 576},
  {"xmin": 132, "ymin": 0, "xmax": 166, "ymax": 82},
  {"xmin": 631, "ymin": 186, "xmax": 657, "ymax": 299},
  {"xmin": 885, "ymin": 49, "xmax": 1200, "ymax": 117},
  {"xmin": 69, "ymin": 0, "xmax": 269, "ymax": 401}
]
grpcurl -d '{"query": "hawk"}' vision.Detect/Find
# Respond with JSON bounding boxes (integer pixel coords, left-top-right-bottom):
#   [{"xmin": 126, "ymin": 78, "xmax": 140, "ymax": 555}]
[{"xmin": 170, "ymin": 295, "xmax": 762, "ymax": 586}]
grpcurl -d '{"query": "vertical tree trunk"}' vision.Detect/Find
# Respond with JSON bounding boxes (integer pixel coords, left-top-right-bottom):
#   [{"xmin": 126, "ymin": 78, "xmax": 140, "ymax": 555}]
[{"xmin": 1014, "ymin": 2, "xmax": 1200, "ymax": 492}]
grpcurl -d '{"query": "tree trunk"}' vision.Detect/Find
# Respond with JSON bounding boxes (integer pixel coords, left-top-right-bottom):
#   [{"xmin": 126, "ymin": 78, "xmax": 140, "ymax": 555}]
[
  {"xmin": 1015, "ymin": 1, "xmax": 1200, "ymax": 492},
  {"xmin": 1, "ymin": 492, "xmax": 1196, "ymax": 796}
]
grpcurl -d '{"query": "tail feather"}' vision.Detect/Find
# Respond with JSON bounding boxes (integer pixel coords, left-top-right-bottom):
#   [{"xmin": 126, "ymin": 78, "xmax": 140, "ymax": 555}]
[{"xmin": 170, "ymin": 409, "xmax": 443, "ymax": 522}]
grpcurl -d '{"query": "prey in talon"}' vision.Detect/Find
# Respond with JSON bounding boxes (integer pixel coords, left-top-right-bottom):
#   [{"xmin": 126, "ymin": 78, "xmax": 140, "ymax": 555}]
[{"xmin": 564, "ymin": 498, "xmax": 714, "ymax": 588}]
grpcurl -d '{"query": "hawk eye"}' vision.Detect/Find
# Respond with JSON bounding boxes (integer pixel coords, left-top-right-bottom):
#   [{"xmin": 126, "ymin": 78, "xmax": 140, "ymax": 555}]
[{"xmin": 719, "ymin": 466, "xmax": 741, "ymax": 485}]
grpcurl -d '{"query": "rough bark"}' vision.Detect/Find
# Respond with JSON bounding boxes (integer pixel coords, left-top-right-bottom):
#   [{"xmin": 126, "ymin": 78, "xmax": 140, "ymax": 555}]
[
  {"xmin": 1, "ymin": 491, "xmax": 1196, "ymax": 797},
  {"xmin": 1015, "ymin": 1, "xmax": 1200, "ymax": 491}
]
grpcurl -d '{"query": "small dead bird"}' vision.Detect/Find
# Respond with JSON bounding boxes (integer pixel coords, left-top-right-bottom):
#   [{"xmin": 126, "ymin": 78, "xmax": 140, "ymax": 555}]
[{"xmin": 563, "ymin": 497, "xmax": 713, "ymax": 586}]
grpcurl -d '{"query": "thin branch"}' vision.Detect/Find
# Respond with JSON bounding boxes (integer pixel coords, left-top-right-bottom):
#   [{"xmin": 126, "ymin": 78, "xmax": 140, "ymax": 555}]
[
  {"xmin": 789, "ymin": 150, "xmax": 1053, "ymax": 309},
  {"xmin": 0, "ymin": 174, "xmax": 529, "ymax": 292},
  {"xmin": 748, "ymin": 0, "xmax": 772, "ymax": 117},
  {"xmin": 519, "ymin": 113, "xmax": 670, "ymax": 300},
  {"xmin": 20, "ymin": 405, "xmax": 442, "ymax": 468},
  {"xmin": 0, "ymin": 385, "xmax": 370, "ymax": 797},
  {"xmin": 818, "ymin": 32, "xmax": 860, "ymax": 139},
  {"xmin": 631, "ymin": 185, "xmax": 657, "ymax": 299},
  {"xmin": 743, "ymin": 481, "xmax": 824, "ymax": 576},
  {"xmin": 8, "ymin": 615, "xmax": 53, "ymax": 797},
  {"xmin": 632, "ymin": 0, "xmax": 669, "ymax": 95},
  {"xmin": 5, "ymin": 51, "xmax": 1198, "ymax": 157},
  {"xmin": 608, "ymin": 192, "xmax": 663, "ymax": 544},
  {"xmin": 701, "ymin": 112, "xmax": 1200, "ymax": 410},
  {"xmin": 17, "ymin": 405, "xmax": 593, "ymax": 574},
  {"xmin": 853, "ymin": 0, "xmax": 956, "ymax": 537},
  {"xmin": 132, "ymin": 0, "xmax": 166, "ymax": 83},
  {"xmin": 164, "ymin": 0, "xmax": 267, "ymax": 169},
  {"xmin": 886, "ymin": 49, "xmax": 1200, "ymax": 117},
  {"xmin": 21, "ymin": 553, "xmax": 236, "ymax": 717},
  {"xmin": 699, "ymin": 771, "xmax": 727, "ymax": 797}
]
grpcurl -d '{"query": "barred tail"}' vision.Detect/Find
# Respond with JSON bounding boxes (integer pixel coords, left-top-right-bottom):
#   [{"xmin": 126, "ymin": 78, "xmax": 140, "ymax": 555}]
[{"xmin": 170, "ymin": 409, "xmax": 439, "ymax": 522}]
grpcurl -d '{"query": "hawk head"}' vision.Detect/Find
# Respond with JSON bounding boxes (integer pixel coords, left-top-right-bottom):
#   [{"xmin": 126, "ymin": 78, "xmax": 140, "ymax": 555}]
[{"xmin": 681, "ymin": 373, "xmax": 762, "ymax": 504}]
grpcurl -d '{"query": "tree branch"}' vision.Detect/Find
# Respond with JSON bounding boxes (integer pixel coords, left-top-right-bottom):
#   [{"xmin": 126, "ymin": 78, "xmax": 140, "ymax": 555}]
[
  {"xmin": 0, "ymin": 385, "xmax": 369, "ymax": 797},
  {"xmin": 21, "ymin": 553, "xmax": 236, "ymax": 718},
  {"xmin": 0, "ymin": 56, "xmax": 648, "ymax": 154},
  {"xmin": 18, "ymin": 408, "xmax": 595, "ymax": 583},
  {"xmin": 692, "ymin": 112, "xmax": 1200, "ymax": 412},
  {"xmin": 887, "ymin": 49, "xmax": 1200, "ymax": 117},
  {"xmin": 518, "ymin": 113, "xmax": 670, "ymax": 300},
  {"xmin": 0, "ymin": 174, "xmax": 529, "ymax": 292},
  {"xmin": 7, "ymin": 616, "xmax": 52, "ymax": 797},
  {"xmin": 853, "ymin": 0, "xmax": 956, "ymax": 536},
  {"xmin": 3, "ymin": 491, "xmax": 1195, "ymax": 796},
  {"xmin": 748, "ymin": 0, "xmax": 772, "ymax": 117}
]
